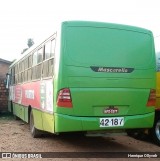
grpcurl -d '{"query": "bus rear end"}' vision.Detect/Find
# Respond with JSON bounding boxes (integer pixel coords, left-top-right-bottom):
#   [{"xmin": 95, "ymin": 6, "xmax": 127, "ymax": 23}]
[{"xmin": 54, "ymin": 21, "xmax": 156, "ymax": 133}]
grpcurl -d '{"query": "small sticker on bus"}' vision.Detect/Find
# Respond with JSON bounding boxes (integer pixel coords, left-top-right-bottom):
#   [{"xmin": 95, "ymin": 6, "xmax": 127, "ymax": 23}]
[{"xmin": 103, "ymin": 107, "xmax": 119, "ymax": 114}]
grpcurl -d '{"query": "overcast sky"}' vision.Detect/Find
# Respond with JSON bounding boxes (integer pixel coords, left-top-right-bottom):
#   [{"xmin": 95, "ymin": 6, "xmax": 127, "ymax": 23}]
[{"xmin": 0, "ymin": 0, "xmax": 160, "ymax": 61}]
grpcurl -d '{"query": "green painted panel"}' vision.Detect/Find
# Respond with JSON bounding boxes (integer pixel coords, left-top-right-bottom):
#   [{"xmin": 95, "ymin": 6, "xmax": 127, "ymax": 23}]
[
  {"xmin": 13, "ymin": 103, "xmax": 24, "ymax": 120},
  {"xmin": 11, "ymin": 103, "xmax": 54, "ymax": 133},
  {"xmin": 12, "ymin": 103, "xmax": 28, "ymax": 122},
  {"xmin": 24, "ymin": 107, "xmax": 29, "ymax": 122},
  {"xmin": 55, "ymin": 112, "xmax": 154, "ymax": 133},
  {"xmin": 42, "ymin": 112, "xmax": 54, "ymax": 133},
  {"xmin": 65, "ymin": 25, "xmax": 154, "ymax": 68},
  {"xmin": 55, "ymin": 113, "xmax": 82, "ymax": 132},
  {"xmin": 32, "ymin": 109, "xmax": 43, "ymax": 130}
]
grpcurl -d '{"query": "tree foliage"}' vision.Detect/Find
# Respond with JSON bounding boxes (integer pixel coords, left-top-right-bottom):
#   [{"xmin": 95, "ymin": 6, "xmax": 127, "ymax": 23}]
[
  {"xmin": 21, "ymin": 38, "xmax": 34, "ymax": 54},
  {"xmin": 27, "ymin": 38, "xmax": 34, "ymax": 48}
]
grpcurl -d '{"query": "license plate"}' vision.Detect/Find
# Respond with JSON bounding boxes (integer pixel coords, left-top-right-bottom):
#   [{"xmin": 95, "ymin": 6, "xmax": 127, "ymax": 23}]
[{"xmin": 100, "ymin": 117, "xmax": 124, "ymax": 127}]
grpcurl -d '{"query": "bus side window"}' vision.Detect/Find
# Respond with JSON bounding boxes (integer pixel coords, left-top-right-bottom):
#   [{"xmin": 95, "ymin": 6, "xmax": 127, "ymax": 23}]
[
  {"xmin": 32, "ymin": 66, "xmax": 36, "ymax": 80},
  {"xmin": 43, "ymin": 58, "xmax": 54, "ymax": 78},
  {"xmin": 15, "ymin": 64, "xmax": 18, "ymax": 84},
  {"xmin": 28, "ymin": 55, "xmax": 32, "ymax": 68},
  {"xmin": 22, "ymin": 60, "xmax": 24, "ymax": 72},
  {"xmin": 37, "ymin": 48, "xmax": 43, "ymax": 64},
  {"xmin": 11, "ymin": 66, "xmax": 15, "ymax": 85},
  {"xmin": 32, "ymin": 49, "xmax": 43, "ymax": 80},
  {"xmin": 28, "ymin": 68, "xmax": 32, "ymax": 81},
  {"xmin": 43, "ymin": 60, "xmax": 49, "ymax": 78},
  {"xmin": 24, "ymin": 70, "xmax": 28, "ymax": 82},
  {"xmin": 33, "ymin": 51, "xmax": 38, "ymax": 66},
  {"xmin": 18, "ymin": 74, "xmax": 20, "ymax": 84},
  {"xmin": 48, "ymin": 58, "xmax": 54, "ymax": 76},
  {"xmin": 25, "ymin": 57, "xmax": 28, "ymax": 69},
  {"xmin": 37, "ymin": 64, "xmax": 42, "ymax": 79},
  {"xmin": 21, "ymin": 72, "xmax": 24, "ymax": 83},
  {"xmin": 50, "ymin": 39, "xmax": 56, "ymax": 57},
  {"xmin": 42, "ymin": 38, "xmax": 55, "ymax": 78},
  {"xmin": 23, "ymin": 58, "xmax": 28, "ymax": 82},
  {"xmin": 19, "ymin": 62, "xmax": 22, "ymax": 73},
  {"xmin": 15, "ymin": 74, "xmax": 18, "ymax": 84},
  {"xmin": 44, "ymin": 41, "xmax": 51, "ymax": 60},
  {"xmin": 27, "ymin": 54, "xmax": 32, "ymax": 81},
  {"xmin": 10, "ymin": 68, "xmax": 13, "ymax": 85}
]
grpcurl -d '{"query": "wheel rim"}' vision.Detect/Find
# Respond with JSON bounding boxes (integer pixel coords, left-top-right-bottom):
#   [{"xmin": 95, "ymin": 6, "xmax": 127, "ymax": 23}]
[{"xmin": 155, "ymin": 120, "xmax": 160, "ymax": 140}]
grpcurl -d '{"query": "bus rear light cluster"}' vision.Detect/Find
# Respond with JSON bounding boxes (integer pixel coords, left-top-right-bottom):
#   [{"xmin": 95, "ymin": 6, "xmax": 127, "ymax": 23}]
[
  {"xmin": 57, "ymin": 88, "xmax": 73, "ymax": 108},
  {"xmin": 147, "ymin": 89, "xmax": 156, "ymax": 107}
]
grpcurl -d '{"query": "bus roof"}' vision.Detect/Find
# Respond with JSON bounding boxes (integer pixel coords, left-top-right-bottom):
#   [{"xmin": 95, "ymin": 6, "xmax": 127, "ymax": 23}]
[
  {"xmin": 62, "ymin": 21, "xmax": 152, "ymax": 35},
  {"xmin": 10, "ymin": 20, "xmax": 152, "ymax": 68}
]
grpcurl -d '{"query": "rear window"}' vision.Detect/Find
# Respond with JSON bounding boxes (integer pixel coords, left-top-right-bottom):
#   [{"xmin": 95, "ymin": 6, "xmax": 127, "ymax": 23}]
[{"xmin": 65, "ymin": 27, "xmax": 153, "ymax": 68}]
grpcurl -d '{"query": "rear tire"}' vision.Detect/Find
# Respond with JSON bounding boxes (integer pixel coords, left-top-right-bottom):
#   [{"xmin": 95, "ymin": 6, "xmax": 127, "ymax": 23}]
[
  {"xmin": 150, "ymin": 117, "xmax": 160, "ymax": 146},
  {"xmin": 29, "ymin": 110, "xmax": 41, "ymax": 138}
]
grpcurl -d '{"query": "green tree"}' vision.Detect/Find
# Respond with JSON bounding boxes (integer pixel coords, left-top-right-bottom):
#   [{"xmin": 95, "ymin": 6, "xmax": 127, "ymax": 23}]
[
  {"xmin": 27, "ymin": 38, "xmax": 34, "ymax": 48},
  {"xmin": 21, "ymin": 38, "xmax": 34, "ymax": 54}
]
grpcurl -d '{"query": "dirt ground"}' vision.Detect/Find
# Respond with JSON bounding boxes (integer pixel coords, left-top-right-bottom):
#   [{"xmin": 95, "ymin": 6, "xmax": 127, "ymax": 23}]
[{"xmin": 0, "ymin": 114, "xmax": 160, "ymax": 161}]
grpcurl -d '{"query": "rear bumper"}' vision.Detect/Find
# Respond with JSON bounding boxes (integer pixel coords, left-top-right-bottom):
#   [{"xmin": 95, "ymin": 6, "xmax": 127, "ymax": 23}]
[{"xmin": 54, "ymin": 112, "xmax": 154, "ymax": 133}]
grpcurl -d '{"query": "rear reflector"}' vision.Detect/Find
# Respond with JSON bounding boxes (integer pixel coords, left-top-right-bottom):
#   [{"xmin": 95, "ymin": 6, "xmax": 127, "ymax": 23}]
[
  {"xmin": 147, "ymin": 89, "xmax": 156, "ymax": 107},
  {"xmin": 57, "ymin": 88, "xmax": 73, "ymax": 108}
]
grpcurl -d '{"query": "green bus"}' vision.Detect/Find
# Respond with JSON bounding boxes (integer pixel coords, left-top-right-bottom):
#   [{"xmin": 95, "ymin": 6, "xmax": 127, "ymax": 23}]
[{"xmin": 6, "ymin": 21, "xmax": 157, "ymax": 143}]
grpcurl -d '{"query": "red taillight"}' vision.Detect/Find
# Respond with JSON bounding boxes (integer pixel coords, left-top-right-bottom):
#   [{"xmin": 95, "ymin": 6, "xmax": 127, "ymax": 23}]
[
  {"xmin": 147, "ymin": 89, "xmax": 156, "ymax": 107},
  {"xmin": 57, "ymin": 88, "xmax": 73, "ymax": 108}
]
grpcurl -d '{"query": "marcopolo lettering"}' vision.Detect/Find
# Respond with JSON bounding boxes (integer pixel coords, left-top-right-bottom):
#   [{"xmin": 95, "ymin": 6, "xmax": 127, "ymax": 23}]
[{"xmin": 90, "ymin": 66, "xmax": 134, "ymax": 73}]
